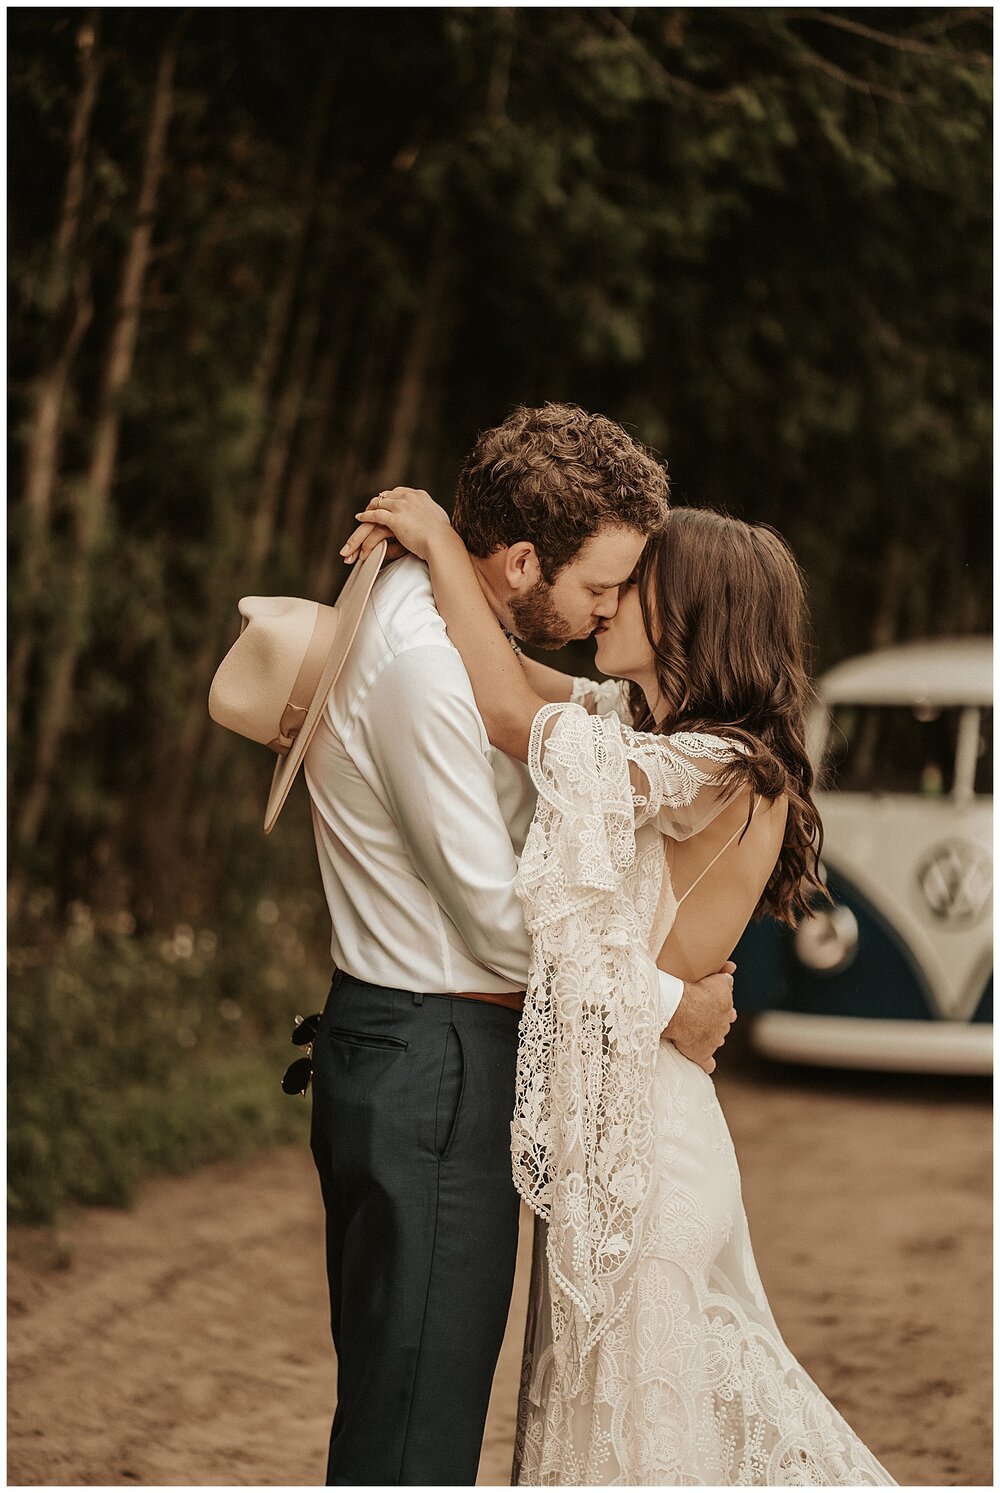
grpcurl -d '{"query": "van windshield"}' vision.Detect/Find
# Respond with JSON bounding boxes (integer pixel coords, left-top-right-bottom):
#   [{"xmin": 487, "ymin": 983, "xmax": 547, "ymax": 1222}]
[
  {"xmin": 823, "ymin": 705, "xmax": 964, "ymax": 795},
  {"xmin": 974, "ymin": 709, "xmax": 992, "ymax": 795}
]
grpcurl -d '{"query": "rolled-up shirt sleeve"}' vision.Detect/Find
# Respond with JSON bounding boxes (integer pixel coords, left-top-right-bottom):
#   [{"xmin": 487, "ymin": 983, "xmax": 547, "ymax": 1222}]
[
  {"xmin": 355, "ymin": 644, "xmax": 531, "ymax": 988},
  {"xmin": 656, "ymin": 969, "xmax": 684, "ymax": 1029}
]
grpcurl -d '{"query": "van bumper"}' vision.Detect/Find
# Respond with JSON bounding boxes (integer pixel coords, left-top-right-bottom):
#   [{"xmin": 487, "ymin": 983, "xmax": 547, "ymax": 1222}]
[{"xmin": 751, "ymin": 1012, "xmax": 992, "ymax": 1076}]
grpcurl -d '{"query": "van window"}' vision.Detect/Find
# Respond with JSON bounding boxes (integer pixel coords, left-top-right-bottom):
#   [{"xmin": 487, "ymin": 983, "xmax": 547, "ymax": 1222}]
[
  {"xmin": 823, "ymin": 705, "xmax": 964, "ymax": 795},
  {"xmin": 974, "ymin": 709, "xmax": 992, "ymax": 795}
]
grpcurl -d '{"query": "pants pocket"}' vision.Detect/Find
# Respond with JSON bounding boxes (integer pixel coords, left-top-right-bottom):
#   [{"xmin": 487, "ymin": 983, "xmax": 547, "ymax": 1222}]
[
  {"xmin": 327, "ymin": 1026, "xmax": 408, "ymax": 1052},
  {"xmin": 434, "ymin": 1021, "xmax": 466, "ymax": 1161}
]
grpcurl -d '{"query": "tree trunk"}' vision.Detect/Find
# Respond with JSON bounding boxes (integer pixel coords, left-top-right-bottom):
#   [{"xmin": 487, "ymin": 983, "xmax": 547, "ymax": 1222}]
[
  {"xmin": 144, "ymin": 62, "xmax": 339, "ymax": 884},
  {"xmin": 281, "ymin": 300, "xmax": 350, "ymax": 553},
  {"xmin": 244, "ymin": 264, "xmax": 328, "ymax": 580},
  {"xmin": 86, "ymin": 49, "xmax": 177, "ymax": 525},
  {"xmin": 371, "ymin": 245, "xmax": 449, "ymax": 491},
  {"xmin": 16, "ymin": 20, "xmax": 181, "ymax": 847},
  {"xmin": 22, "ymin": 9, "xmax": 101, "ymax": 517},
  {"xmin": 247, "ymin": 57, "xmax": 335, "ymax": 417},
  {"xmin": 239, "ymin": 59, "xmax": 337, "ymax": 578},
  {"xmin": 409, "ymin": 259, "xmax": 457, "ymax": 491},
  {"xmin": 308, "ymin": 322, "xmax": 393, "ymax": 603},
  {"xmin": 9, "ymin": 274, "xmax": 93, "ymax": 736},
  {"xmin": 869, "ymin": 532, "xmax": 907, "ymax": 651},
  {"xmin": 309, "ymin": 233, "xmax": 450, "ymax": 604},
  {"xmin": 11, "ymin": 15, "xmax": 102, "ymax": 738},
  {"xmin": 486, "ymin": 8, "xmax": 517, "ymax": 117},
  {"xmin": 54, "ymin": 13, "xmax": 102, "ymax": 270}
]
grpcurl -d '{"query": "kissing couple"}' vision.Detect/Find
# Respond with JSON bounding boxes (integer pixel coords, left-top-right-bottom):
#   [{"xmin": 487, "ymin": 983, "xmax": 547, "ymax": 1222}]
[{"xmin": 212, "ymin": 403, "xmax": 895, "ymax": 1485}]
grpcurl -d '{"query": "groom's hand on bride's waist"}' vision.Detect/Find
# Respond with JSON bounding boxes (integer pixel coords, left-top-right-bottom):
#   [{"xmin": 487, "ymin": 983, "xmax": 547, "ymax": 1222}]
[{"xmin": 664, "ymin": 961, "xmax": 737, "ymax": 1075}]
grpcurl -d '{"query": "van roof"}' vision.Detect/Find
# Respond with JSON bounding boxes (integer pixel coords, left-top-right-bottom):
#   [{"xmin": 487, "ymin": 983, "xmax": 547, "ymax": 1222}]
[{"xmin": 820, "ymin": 636, "xmax": 993, "ymax": 707}]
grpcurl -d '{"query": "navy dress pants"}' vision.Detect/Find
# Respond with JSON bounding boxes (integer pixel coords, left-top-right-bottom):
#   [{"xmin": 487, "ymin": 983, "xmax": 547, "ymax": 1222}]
[{"xmin": 309, "ymin": 971, "xmax": 522, "ymax": 1486}]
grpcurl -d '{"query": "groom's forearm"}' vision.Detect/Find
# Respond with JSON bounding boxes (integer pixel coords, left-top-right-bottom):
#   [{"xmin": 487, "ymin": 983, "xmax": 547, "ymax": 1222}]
[{"xmin": 662, "ymin": 964, "xmax": 738, "ymax": 1074}]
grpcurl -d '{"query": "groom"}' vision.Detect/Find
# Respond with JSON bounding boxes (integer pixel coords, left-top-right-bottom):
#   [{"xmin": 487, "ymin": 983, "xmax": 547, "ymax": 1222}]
[{"xmin": 302, "ymin": 403, "xmax": 737, "ymax": 1486}]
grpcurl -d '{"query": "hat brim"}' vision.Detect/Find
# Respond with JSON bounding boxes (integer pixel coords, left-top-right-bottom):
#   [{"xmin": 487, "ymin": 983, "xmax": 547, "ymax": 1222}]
[{"xmin": 263, "ymin": 541, "xmax": 387, "ymax": 833}]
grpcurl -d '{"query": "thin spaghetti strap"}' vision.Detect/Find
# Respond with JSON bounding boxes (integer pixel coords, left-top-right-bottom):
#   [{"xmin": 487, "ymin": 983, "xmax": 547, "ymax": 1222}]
[{"xmin": 675, "ymin": 795, "xmax": 758, "ymax": 908}]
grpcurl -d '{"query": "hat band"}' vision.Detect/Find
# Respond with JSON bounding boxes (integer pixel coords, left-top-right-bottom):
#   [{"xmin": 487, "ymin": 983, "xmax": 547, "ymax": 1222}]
[{"xmin": 266, "ymin": 605, "xmax": 339, "ymax": 756}]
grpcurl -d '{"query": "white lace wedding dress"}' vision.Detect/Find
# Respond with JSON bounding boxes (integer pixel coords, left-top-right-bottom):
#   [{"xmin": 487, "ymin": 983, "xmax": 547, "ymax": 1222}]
[{"xmin": 509, "ymin": 686, "xmax": 896, "ymax": 1487}]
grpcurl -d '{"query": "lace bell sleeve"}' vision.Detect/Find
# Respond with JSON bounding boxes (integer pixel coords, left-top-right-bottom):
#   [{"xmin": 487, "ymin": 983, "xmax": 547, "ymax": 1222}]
[
  {"xmin": 513, "ymin": 702, "xmax": 665, "ymax": 1390},
  {"xmin": 512, "ymin": 703, "xmax": 754, "ymax": 1392},
  {"xmin": 622, "ymin": 725, "xmax": 748, "ymax": 839}
]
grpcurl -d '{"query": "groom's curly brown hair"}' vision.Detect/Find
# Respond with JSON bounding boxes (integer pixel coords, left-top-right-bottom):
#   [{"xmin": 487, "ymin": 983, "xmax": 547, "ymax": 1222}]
[{"xmin": 453, "ymin": 403, "xmax": 670, "ymax": 582}]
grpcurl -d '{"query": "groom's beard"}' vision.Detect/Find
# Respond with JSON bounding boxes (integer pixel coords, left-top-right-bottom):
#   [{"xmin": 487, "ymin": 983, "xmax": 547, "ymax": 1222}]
[{"xmin": 509, "ymin": 578, "xmax": 579, "ymax": 650}]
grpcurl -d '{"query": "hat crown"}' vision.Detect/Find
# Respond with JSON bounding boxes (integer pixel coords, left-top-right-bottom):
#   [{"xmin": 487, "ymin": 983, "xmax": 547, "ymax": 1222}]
[
  {"xmin": 206, "ymin": 540, "xmax": 386, "ymax": 833},
  {"xmin": 238, "ymin": 595, "xmax": 313, "ymax": 624},
  {"xmin": 210, "ymin": 596, "xmax": 326, "ymax": 746}
]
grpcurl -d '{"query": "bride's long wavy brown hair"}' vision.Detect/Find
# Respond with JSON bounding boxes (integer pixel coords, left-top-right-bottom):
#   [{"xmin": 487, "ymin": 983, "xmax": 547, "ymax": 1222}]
[{"xmin": 627, "ymin": 507, "xmax": 826, "ymax": 926}]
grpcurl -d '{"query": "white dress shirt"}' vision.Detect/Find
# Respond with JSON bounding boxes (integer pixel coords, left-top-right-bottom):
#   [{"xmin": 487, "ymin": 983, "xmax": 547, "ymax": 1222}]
[{"xmin": 304, "ymin": 555, "xmax": 684, "ymax": 1022}]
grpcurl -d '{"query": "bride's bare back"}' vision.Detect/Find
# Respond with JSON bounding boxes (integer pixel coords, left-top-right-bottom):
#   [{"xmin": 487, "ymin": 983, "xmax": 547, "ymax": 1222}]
[{"xmin": 657, "ymin": 789, "xmax": 788, "ymax": 985}]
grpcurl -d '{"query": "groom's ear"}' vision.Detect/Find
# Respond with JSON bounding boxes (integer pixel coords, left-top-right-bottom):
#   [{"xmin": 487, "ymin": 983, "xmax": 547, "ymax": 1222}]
[{"xmin": 503, "ymin": 541, "xmax": 542, "ymax": 593}]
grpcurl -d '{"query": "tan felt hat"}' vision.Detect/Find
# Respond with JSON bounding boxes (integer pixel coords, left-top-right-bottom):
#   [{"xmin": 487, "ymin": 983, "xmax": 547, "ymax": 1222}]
[{"xmin": 208, "ymin": 541, "xmax": 386, "ymax": 832}]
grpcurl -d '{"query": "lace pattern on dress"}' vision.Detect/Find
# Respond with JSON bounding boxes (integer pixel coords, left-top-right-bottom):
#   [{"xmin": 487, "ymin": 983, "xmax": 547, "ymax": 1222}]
[
  {"xmin": 512, "ymin": 703, "xmax": 739, "ymax": 1395},
  {"xmin": 569, "ymin": 676, "xmax": 632, "ymax": 721},
  {"xmin": 511, "ymin": 701, "xmax": 897, "ymax": 1486}
]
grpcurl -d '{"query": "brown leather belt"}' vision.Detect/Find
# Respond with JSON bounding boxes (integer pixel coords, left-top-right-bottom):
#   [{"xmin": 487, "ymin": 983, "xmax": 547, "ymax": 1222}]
[
  {"xmin": 456, "ymin": 989, "xmax": 525, "ymax": 1013},
  {"xmin": 334, "ymin": 970, "xmax": 524, "ymax": 1014}
]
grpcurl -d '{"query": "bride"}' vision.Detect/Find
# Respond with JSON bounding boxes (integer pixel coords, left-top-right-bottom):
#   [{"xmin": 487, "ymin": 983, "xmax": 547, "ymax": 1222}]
[{"xmin": 345, "ymin": 490, "xmax": 896, "ymax": 1486}]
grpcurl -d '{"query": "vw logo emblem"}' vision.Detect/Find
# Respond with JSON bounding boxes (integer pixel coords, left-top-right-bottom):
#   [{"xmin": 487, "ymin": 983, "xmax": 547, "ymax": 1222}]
[{"xmin": 918, "ymin": 841, "xmax": 992, "ymax": 925}]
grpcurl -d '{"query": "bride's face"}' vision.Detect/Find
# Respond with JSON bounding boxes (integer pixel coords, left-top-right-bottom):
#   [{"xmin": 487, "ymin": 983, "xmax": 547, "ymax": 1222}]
[{"xmin": 593, "ymin": 575, "xmax": 656, "ymax": 683}]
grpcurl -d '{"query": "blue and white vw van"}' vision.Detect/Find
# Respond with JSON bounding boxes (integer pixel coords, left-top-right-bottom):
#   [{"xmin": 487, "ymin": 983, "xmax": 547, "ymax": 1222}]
[{"xmin": 736, "ymin": 637, "xmax": 992, "ymax": 1074}]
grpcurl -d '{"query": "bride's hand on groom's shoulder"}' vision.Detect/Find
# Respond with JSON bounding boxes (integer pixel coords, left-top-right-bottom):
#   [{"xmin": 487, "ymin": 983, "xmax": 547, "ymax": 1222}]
[
  {"xmin": 340, "ymin": 519, "xmax": 407, "ymax": 567},
  {"xmin": 342, "ymin": 486, "xmax": 455, "ymax": 566}
]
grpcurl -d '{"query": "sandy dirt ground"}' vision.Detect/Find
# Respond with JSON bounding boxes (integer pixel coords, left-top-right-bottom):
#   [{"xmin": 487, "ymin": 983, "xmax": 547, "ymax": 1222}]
[{"xmin": 8, "ymin": 1045, "xmax": 991, "ymax": 1488}]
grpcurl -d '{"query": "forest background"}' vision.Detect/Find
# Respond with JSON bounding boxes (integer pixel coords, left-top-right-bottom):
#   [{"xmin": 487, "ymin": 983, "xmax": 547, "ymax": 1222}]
[{"xmin": 8, "ymin": 7, "xmax": 992, "ymax": 1223}]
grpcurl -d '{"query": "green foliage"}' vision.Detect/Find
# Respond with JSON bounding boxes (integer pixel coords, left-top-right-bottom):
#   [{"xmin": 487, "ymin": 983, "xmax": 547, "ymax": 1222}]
[{"xmin": 8, "ymin": 890, "xmax": 325, "ymax": 1223}]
